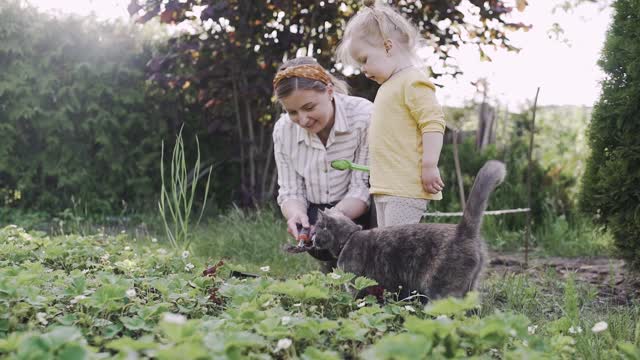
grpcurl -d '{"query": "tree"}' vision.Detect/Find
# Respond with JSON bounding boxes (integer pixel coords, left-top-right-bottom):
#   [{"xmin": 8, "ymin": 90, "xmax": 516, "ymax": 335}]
[
  {"xmin": 0, "ymin": 1, "xmax": 166, "ymax": 212},
  {"xmin": 580, "ymin": 0, "xmax": 640, "ymax": 270},
  {"xmin": 129, "ymin": 0, "xmax": 530, "ymax": 206}
]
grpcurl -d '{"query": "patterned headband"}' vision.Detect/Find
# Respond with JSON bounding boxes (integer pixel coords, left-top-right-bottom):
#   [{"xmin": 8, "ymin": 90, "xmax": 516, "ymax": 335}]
[{"xmin": 272, "ymin": 64, "xmax": 332, "ymax": 90}]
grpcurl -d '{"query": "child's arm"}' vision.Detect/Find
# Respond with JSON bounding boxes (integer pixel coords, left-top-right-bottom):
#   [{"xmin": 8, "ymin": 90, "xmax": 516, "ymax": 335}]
[
  {"xmin": 403, "ymin": 76, "xmax": 446, "ymax": 195},
  {"xmin": 421, "ymin": 132, "xmax": 445, "ymax": 194}
]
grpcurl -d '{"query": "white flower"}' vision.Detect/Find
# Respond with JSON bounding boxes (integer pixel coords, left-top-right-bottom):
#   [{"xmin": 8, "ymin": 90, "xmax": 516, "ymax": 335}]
[
  {"xmin": 569, "ymin": 326, "xmax": 583, "ymax": 334},
  {"xmin": 509, "ymin": 329, "xmax": 517, "ymax": 337},
  {"xmin": 329, "ymin": 273, "xmax": 341, "ymax": 279},
  {"xmin": 71, "ymin": 295, "xmax": 87, "ymax": 304},
  {"xmin": 100, "ymin": 253, "xmax": 110, "ymax": 261},
  {"xmin": 124, "ymin": 246, "xmax": 131, "ymax": 251},
  {"xmin": 592, "ymin": 321, "xmax": 608, "ymax": 333},
  {"xmin": 281, "ymin": 316, "xmax": 291, "ymax": 325},
  {"xmin": 157, "ymin": 248, "xmax": 167, "ymax": 255},
  {"xmin": 404, "ymin": 305, "xmax": 416, "ymax": 312},
  {"xmin": 528, "ymin": 325, "xmax": 538, "ymax": 335},
  {"xmin": 151, "ymin": 238, "xmax": 158, "ymax": 243},
  {"xmin": 36, "ymin": 312, "xmax": 48, "ymax": 325},
  {"xmin": 182, "ymin": 250, "xmax": 190, "ymax": 259},
  {"xmin": 262, "ymin": 300, "xmax": 272, "ymax": 307},
  {"xmin": 292, "ymin": 303, "xmax": 302, "ymax": 307},
  {"xmin": 162, "ymin": 312, "xmax": 187, "ymax": 325},
  {"xmin": 357, "ymin": 301, "xmax": 366, "ymax": 308},
  {"xmin": 523, "ymin": 340, "xmax": 529, "ymax": 347},
  {"xmin": 126, "ymin": 288, "xmax": 136, "ymax": 298},
  {"xmin": 436, "ymin": 315, "xmax": 448, "ymax": 320},
  {"xmin": 260, "ymin": 266, "xmax": 270, "ymax": 272},
  {"xmin": 275, "ymin": 338, "xmax": 292, "ymax": 352},
  {"xmin": 81, "ymin": 269, "xmax": 90, "ymax": 274},
  {"xmin": 120, "ymin": 230, "xmax": 126, "ymax": 234},
  {"xmin": 184, "ymin": 263, "xmax": 195, "ymax": 272}
]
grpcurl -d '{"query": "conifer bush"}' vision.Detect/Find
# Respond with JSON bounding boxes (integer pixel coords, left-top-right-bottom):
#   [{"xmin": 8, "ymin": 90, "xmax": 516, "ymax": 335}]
[{"xmin": 580, "ymin": 0, "xmax": 640, "ymax": 270}]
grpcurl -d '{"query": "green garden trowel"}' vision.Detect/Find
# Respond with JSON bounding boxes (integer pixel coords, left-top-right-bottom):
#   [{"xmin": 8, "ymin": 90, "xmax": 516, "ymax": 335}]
[{"xmin": 330, "ymin": 159, "xmax": 369, "ymax": 173}]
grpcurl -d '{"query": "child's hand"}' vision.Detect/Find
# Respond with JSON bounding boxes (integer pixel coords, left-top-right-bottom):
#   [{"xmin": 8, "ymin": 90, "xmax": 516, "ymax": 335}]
[{"xmin": 422, "ymin": 166, "xmax": 444, "ymax": 194}]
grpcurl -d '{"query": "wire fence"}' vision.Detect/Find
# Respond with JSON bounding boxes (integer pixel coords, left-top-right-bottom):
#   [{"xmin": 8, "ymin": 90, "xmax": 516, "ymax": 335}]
[{"xmin": 424, "ymin": 208, "xmax": 531, "ymax": 217}]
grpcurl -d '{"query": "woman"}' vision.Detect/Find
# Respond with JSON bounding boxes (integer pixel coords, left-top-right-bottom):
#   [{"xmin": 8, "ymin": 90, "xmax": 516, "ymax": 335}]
[{"xmin": 272, "ymin": 57, "xmax": 375, "ymax": 272}]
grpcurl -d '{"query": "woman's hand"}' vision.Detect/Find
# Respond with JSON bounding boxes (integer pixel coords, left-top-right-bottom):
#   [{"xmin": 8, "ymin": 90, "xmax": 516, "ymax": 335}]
[
  {"xmin": 286, "ymin": 212, "xmax": 310, "ymax": 239},
  {"xmin": 421, "ymin": 166, "xmax": 444, "ymax": 194}
]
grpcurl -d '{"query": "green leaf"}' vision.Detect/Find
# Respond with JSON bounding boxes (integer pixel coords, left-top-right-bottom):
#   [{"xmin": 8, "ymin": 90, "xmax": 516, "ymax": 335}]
[
  {"xmin": 336, "ymin": 321, "xmax": 368, "ymax": 341},
  {"xmin": 423, "ymin": 292, "xmax": 480, "ymax": 317},
  {"xmin": 102, "ymin": 323, "xmax": 123, "ymax": 339},
  {"xmin": 120, "ymin": 316, "xmax": 153, "ymax": 331},
  {"xmin": 301, "ymin": 347, "xmax": 341, "ymax": 360},
  {"xmin": 362, "ymin": 333, "xmax": 432, "ymax": 360},
  {"xmin": 617, "ymin": 342, "xmax": 640, "ymax": 359},
  {"xmin": 56, "ymin": 344, "xmax": 88, "ymax": 360},
  {"xmin": 354, "ymin": 276, "xmax": 378, "ymax": 289},
  {"xmin": 106, "ymin": 336, "xmax": 158, "ymax": 352}
]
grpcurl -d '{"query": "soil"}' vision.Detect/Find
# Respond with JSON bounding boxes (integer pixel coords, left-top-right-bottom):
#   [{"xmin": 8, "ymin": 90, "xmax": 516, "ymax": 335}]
[{"xmin": 488, "ymin": 252, "xmax": 640, "ymax": 305}]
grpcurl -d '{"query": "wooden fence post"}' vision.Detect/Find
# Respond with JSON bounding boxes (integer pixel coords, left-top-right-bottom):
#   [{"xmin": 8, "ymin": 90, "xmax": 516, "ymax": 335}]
[
  {"xmin": 452, "ymin": 128, "xmax": 466, "ymax": 210},
  {"xmin": 525, "ymin": 87, "xmax": 540, "ymax": 268}
]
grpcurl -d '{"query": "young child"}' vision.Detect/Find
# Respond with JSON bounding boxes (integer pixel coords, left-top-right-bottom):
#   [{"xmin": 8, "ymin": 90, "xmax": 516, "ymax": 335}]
[{"xmin": 336, "ymin": 0, "xmax": 446, "ymax": 227}]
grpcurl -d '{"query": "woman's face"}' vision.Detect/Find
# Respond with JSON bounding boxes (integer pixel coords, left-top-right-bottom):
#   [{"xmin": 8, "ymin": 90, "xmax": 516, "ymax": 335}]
[{"xmin": 279, "ymin": 88, "xmax": 334, "ymax": 134}]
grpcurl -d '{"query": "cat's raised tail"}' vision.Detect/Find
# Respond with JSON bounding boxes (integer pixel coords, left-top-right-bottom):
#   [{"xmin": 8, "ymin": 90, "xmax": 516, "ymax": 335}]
[{"xmin": 457, "ymin": 160, "xmax": 507, "ymax": 237}]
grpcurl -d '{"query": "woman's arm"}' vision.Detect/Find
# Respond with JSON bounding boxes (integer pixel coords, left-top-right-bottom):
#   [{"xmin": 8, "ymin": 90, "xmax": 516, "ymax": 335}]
[
  {"xmin": 280, "ymin": 199, "xmax": 310, "ymax": 238},
  {"xmin": 337, "ymin": 123, "xmax": 370, "ymax": 219},
  {"xmin": 273, "ymin": 120, "xmax": 309, "ymax": 238},
  {"xmin": 335, "ymin": 197, "xmax": 368, "ymax": 219}
]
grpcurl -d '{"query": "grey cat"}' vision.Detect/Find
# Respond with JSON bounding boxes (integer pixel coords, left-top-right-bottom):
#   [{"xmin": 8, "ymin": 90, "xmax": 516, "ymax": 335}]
[{"xmin": 312, "ymin": 160, "xmax": 506, "ymax": 301}]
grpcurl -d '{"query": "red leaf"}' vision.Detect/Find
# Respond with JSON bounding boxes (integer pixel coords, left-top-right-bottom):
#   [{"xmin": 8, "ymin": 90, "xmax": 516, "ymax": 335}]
[
  {"xmin": 160, "ymin": 9, "xmax": 176, "ymax": 24},
  {"xmin": 204, "ymin": 98, "xmax": 223, "ymax": 108}
]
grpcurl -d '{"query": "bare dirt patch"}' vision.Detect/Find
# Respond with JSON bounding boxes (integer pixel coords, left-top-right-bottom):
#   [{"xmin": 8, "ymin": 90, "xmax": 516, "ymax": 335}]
[{"xmin": 488, "ymin": 252, "xmax": 640, "ymax": 305}]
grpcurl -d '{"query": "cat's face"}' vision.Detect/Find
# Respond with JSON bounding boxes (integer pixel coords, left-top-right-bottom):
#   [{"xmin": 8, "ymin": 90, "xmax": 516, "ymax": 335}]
[{"xmin": 313, "ymin": 209, "xmax": 361, "ymax": 255}]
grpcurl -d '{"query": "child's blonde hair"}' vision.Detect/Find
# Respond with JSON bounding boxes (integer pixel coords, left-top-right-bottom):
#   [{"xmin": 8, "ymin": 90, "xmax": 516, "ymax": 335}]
[
  {"xmin": 274, "ymin": 57, "xmax": 349, "ymax": 99},
  {"xmin": 336, "ymin": 0, "xmax": 422, "ymax": 67}
]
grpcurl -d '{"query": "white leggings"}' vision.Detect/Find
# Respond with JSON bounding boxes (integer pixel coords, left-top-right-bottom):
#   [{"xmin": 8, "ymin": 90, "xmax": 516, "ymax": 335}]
[{"xmin": 374, "ymin": 195, "xmax": 429, "ymax": 227}]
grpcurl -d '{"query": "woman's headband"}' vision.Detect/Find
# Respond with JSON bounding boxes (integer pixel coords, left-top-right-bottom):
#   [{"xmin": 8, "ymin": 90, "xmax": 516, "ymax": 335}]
[{"xmin": 272, "ymin": 64, "xmax": 332, "ymax": 90}]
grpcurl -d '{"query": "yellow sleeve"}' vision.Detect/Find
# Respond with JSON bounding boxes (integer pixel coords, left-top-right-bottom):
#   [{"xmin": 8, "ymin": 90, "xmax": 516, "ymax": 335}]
[{"xmin": 404, "ymin": 79, "xmax": 446, "ymax": 134}]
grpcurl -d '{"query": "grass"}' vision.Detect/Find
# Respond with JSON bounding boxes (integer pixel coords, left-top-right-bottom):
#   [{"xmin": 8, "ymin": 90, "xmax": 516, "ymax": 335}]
[
  {"xmin": 190, "ymin": 206, "xmax": 317, "ymax": 277},
  {"xmin": 480, "ymin": 272, "xmax": 640, "ymax": 359},
  {"xmin": 479, "ymin": 211, "xmax": 614, "ymax": 257}
]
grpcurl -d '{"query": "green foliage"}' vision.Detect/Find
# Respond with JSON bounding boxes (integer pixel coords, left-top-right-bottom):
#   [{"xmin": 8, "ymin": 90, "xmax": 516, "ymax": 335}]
[
  {"xmin": 0, "ymin": 220, "xmax": 639, "ymax": 358},
  {"xmin": 158, "ymin": 127, "xmax": 212, "ymax": 250},
  {"xmin": 0, "ymin": 1, "xmax": 167, "ymax": 213},
  {"xmin": 580, "ymin": 0, "xmax": 640, "ymax": 270},
  {"xmin": 131, "ymin": 0, "xmax": 531, "ymax": 204},
  {"xmin": 434, "ymin": 137, "xmax": 551, "ymax": 229}
]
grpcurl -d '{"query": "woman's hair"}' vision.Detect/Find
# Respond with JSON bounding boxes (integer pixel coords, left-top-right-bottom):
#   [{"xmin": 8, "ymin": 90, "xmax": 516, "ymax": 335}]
[
  {"xmin": 274, "ymin": 57, "xmax": 349, "ymax": 99},
  {"xmin": 336, "ymin": 0, "xmax": 422, "ymax": 67}
]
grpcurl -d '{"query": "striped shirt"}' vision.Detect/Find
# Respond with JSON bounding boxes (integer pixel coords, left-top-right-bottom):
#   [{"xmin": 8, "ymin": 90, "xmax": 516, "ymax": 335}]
[{"xmin": 273, "ymin": 93, "xmax": 373, "ymax": 208}]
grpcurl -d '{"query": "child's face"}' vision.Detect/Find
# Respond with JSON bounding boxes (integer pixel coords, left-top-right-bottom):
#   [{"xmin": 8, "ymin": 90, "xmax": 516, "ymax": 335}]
[
  {"xmin": 349, "ymin": 40, "xmax": 396, "ymax": 84},
  {"xmin": 279, "ymin": 88, "xmax": 334, "ymax": 134}
]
